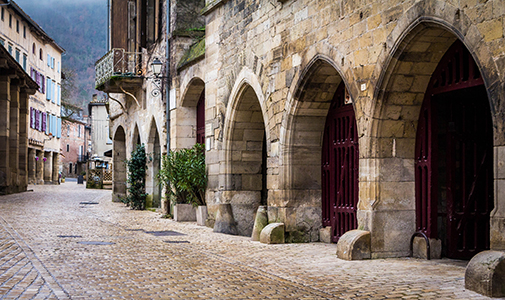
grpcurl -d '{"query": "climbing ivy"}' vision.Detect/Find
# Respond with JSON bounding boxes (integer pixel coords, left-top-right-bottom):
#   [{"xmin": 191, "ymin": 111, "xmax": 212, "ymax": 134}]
[{"xmin": 126, "ymin": 144, "xmax": 148, "ymax": 210}]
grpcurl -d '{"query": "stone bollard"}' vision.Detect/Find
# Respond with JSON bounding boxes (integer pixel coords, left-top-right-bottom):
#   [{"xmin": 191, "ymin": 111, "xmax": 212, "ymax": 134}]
[
  {"xmin": 260, "ymin": 223, "xmax": 284, "ymax": 244},
  {"xmin": 336, "ymin": 230, "xmax": 371, "ymax": 260},
  {"xmin": 213, "ymin": 203, "xmax": 238, "ymax": 235},
  {"xmin": 251, "ymin": 206, "xmax": 268, "ymax": 241},
  {"xmin": 465, "ymin": 250, "xmax": 505, "ymax": 297}
]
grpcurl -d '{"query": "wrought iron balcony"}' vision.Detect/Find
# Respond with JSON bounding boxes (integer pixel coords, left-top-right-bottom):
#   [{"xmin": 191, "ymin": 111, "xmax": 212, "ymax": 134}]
[{"xmin": 95, "ymin": 48, "xmax": 145, "ymax": 93}]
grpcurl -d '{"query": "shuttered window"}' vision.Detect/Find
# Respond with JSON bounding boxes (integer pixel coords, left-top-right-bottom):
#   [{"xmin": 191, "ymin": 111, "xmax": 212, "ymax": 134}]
[
  {"xmin": 30, "ymin": 108, "xmax": 34, "ymax": 128},
  {"xmin": 57, "ymin": 117, "xmax": 61, "ymax": 138},
  {"xmin": 46, "ymin": 78, "xmax": 51, "ymax": 100},
  {"xmin": 42, "ymin": 112, "xmax": 46, "ymax": 132},
  {"xmin": 45, "ymin": 113, "xmax": 49, "ymax": 135}
]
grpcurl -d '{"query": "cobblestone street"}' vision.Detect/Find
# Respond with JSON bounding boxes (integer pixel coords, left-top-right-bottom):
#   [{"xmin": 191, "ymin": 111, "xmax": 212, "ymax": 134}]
[{"xmin": 0, "ymin": 183, "xmax": 493, "ymax": 299}]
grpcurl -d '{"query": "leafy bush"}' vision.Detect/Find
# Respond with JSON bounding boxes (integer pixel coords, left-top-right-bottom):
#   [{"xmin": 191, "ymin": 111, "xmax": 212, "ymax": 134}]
[
  {"xmin": 158, "ymin": 143, "xmax": 207, "ymax": 207},
  {"xmin": 126, "ymin": 144, "xmax": 148, "ymax": 210}
]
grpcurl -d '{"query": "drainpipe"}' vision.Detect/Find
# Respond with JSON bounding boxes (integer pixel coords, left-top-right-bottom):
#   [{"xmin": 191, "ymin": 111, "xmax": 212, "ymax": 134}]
[{"xmin": 165, "ymin": 0, "xmax": 171, "ymax": 152}]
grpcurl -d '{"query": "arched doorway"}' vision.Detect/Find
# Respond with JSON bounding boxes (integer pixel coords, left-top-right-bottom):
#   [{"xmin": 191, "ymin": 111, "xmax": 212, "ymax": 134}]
[
  {"xmin": 226, "ymin": 84, "xmax": 266, "ymax": 236},
  {"xmin": 147, "ymin": 118, "xmax": 161, "ymax": 208},
  {"xmin": 415, "ymin": 40, "xmax": 493, "ymax": 259},
  {"xmin": 113, "ymin": 126, "xmax": 127, "ymax": 202},
  {"xmin": 322, "ymin": 82, "xmax": 359, "ymax": 242}
]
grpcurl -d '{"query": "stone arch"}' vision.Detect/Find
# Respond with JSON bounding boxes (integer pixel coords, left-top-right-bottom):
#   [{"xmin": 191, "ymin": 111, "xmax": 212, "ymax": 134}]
[
  {"xmin": 280, "ymin": 55, "xmax": 354, "ymax": 242},
  {"xmin": 112, "ymin": 126, "xmax": 127, "ymax": 202},
  {"xmin": 146, "ymin": 117, "xmax": 162, "ymax": 208},
  {"xmin": 366, "ymin": 16, "xmax": 501, "ymax": 257},
  {"xmin": 132, "ymin": 123, "xmax": 141, "ymax": 151},
  {"xmin": 221, "ymin": 70, "xmax": 268, "ymax": 237},
  {"xmin": 175, "ymin": 77, "xmax": 205, "ymax": 149}
]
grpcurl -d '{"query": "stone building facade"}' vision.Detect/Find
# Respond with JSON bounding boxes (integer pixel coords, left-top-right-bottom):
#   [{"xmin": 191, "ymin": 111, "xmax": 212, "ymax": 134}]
[
  {"xmin": 100, "ymin": 0, "xmax": 505, "ymax": 263},
  {"xmin": 60, "ymin": 117, "xmax": 90, "ymax": 178},
  {"xmin": 179, "ymin": 0, "xmax": 505, "ymax": 260},
  {"xmin": 0, "ymin": 0, "xmax": 64, "ymax": 186}
]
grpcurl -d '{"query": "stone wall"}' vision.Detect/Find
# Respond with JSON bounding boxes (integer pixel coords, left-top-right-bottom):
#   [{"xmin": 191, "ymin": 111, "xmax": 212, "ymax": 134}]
[{"xmin": 193, "ymin": 0, "xmax": 505, "ymax": 255}]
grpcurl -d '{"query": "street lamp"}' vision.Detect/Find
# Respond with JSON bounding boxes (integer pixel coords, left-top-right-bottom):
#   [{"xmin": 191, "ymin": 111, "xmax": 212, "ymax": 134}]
[
  {"xmin": 151, "ymin": 58, "xmax": 163, "ymax": 77},
  {"xmin": 149, "ymin": 58, "xmax": 164, "ymax": 97}
]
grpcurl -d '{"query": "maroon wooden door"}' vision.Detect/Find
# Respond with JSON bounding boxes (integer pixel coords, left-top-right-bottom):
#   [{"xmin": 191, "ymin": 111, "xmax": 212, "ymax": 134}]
[
  {"xmin": 415, "ymin": 40, "xmax": 493, "ymax": 259},
  {"xmin": 322, "ymin": 82, "xmax": 359, "ymax": 243},
  {"xmin": 196, "ymin": 91, "xmax": 205, "ymax": 145}
]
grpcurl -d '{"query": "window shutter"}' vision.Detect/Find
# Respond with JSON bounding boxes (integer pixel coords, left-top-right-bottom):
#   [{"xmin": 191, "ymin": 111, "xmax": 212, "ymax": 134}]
[
  {"xmin": 57, "ymin": 85, "xmax": 61, "ymax": 105},
  {"xmin": 47, "ymin": 54, "xmax": 50, "ymax": 66},
  {"xmin": 42, "ymin": 112, "xmax": 46, "ymax": 132},
  {"xmin": 46, "ymin": 78, "xmax": 51, "ymax": 100},
  {"xmin": 34, "ymin": 110, "xmax": 39, "ymax": 131},
  {"xmin": 45, "ymin": 113, "xmax": 49, "ymax": 134},
  {"xmin": 41, "ymin": 75, "xmax": 45, "ymax": 94},
  {"xmin": 57, "ymin": 117, "xmax": 61, "ymax": 138},
  {"xmin": 30, "ymin": 108, "xmax": 34, "ymax": 128},
  {"xmin": 51, "ymin": 81, "xmax": 55, "ymax": 103}
]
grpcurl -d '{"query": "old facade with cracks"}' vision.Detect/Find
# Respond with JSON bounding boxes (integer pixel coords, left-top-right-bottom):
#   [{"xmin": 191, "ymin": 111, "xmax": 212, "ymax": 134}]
[{"xmin": 98, "ymin": 1, "xmax": 505, "ymax": 288}]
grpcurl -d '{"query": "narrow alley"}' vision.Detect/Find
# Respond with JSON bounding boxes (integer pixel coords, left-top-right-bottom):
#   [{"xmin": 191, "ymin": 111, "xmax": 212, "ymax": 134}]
[{"xmin": 0, "ymin": 183, "xmax": 490, "ymax": 299}]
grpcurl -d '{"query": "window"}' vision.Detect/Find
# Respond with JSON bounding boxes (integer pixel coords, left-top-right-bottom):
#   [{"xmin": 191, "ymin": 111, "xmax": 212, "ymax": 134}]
[
  {"xmin": 46, "ymin": 77, "xmax": 51, "ymax": 100},
  {"xmin": 67, "ymin": 144, "xmax": 69, "ymax": 152},
  {"xmin": 15, "ymin": 49, "xmax": 19, "ymax": 62},
  {"xmin": 32, "ymin": 43, "xmax": 35, "ymax": 54},
  {"xmin": 57, "ymin": 117, "xmax": 61, "ymax": 138},
  {"xmin": 39, "ymin": 49, "xmax": 42, "ymax": 60},
  {"xmin": 78, "ymin": 125, "xmax": 81, "ymax": 137},
  {"xmin": 16, "ymin": 20, "xmax": 19, "ymax": 33},
  {"xmin": 23, "ymin": 54, "xmax": 27, "ymax": 70},
  {"xmin": 23, "ymin": 26, "xmax": 26, "ymax": 38},
  {"xmin": 1, "ymin": 8, "xmax": 4, "ymax": 21},
  {"xmin": 51, "ymin": 80, "xmax": 56, "ymax": 103},
  {"xmin": 7, "ymin": 44, "xmax": 12, "ymax": 55},
  {"xmin": 69, "ymin": 163, "xmax": 72, "ymax": 174},
  {"xmin": 47, "ymin": 54, "xmax": 50, "ymax": 66},
  {"xmin": 9, "ymin": 14, "xmax": 11, "ymax": 28},
  {"xmin": 0, "ymin": 39, "xmax": 4, "ymax": 47},
  {"xmin": 67, "ymin": 125, "xmax": 70, "ymax": 136}
]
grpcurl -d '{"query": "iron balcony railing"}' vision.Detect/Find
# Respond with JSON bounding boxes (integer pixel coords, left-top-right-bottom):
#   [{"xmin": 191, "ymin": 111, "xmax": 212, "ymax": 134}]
[{"xmin": 95, "ymin": 48, "xmax": 145, "ymax": 88}]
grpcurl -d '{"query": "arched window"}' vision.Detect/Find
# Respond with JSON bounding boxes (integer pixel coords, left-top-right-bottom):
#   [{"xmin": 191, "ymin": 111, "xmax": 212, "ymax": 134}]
[
  {"xmin": 32, "ymin": 43, "xmax": 36, "ymax": 54},
  {"xmin": 39, "ymin": 48, "xmax": 43, "ymax": 60}
]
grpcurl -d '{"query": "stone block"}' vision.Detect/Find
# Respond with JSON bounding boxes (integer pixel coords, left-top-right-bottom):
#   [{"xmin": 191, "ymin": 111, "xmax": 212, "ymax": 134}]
[
  {"xmin": 174, "ymin": 204, "xmax": 196, "ymax": 222},
  {"xmin": 251, "ymin": 205, "xmax": 268, "ymax": 241},
  {"xmin": 196, "ymin": 205, "xmax": 208, "ymax": 226},
  {"xmin": 336, "ymin": 230, "xmax": 371, "ymax": 260},
  {"xmin": 319, "ymin": 227, "xmax": 331, "ymax": 243},
  {"xmin": 260, "ymin": 223, "xmax": 285, "ymax": 244},
  {"xmin": 412, "ymin": 237, "xmax": 442, "ymax": 259},
  {"xmin": 465, "ymin": 250, "xmax": 505, "ymax": 297},
  {"xmin": 213, "ymin": 203, "xmax": 238, "ymax": 235}
]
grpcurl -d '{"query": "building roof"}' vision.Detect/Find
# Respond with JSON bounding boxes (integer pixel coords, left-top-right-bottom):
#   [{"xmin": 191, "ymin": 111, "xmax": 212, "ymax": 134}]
[{"xmin": 2, "ymin": 0, "xmax": 65, "ymax": 53}]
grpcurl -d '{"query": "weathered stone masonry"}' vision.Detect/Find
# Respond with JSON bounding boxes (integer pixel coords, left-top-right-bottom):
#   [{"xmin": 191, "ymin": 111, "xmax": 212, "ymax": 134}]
[{"xmin": 186, "ymin": 0, "xmax": 505, "ymax": 258}]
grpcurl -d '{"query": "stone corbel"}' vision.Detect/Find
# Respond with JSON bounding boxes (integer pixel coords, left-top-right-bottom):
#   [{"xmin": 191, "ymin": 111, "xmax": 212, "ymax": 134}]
[
  {"xmin": 119, "ymin": 84, "xmax": 141, "ymax": 108},
  {"xmin": 107, "ymin": 93, "xmax": 126, "ymax": 121}
]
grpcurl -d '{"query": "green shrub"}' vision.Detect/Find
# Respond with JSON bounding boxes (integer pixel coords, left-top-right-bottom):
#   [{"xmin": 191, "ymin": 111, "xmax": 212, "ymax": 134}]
[
  {"xmin": 158, "ymin": 143, "xmax": 207, "ymax": 207},
  {"xmin": 126, "ymin": 144, "xmax": 148, "ymax": 210}
]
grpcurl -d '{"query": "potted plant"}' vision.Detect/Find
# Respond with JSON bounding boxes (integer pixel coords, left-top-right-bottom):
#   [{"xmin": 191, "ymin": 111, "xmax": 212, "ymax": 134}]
[{"xmin": 158, "ymin": 143, "xmax": 207, "ymax": 223}]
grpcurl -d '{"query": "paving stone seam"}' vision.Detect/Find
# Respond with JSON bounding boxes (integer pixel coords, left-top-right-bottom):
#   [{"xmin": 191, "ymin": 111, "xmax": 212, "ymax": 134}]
[{"xmin": 0, "ymin": 217, "xmax": 71, "ymax": 300}]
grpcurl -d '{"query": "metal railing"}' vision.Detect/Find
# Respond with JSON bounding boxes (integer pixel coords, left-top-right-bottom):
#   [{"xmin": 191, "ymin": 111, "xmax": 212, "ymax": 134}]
[{"xmin": 95, "ymin": 48, "xmax": 145, "ymax": 88}]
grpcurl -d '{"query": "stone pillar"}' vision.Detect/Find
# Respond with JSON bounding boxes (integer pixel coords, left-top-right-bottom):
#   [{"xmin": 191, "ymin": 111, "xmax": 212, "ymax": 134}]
[
  {"xmin": 0, "ymin": 76, "xmax": 11, "ymax": 194},
  {"xmin": 9, "ymin": 84, "xmax": 19, "ymax": 191},
  {"xmin": 36, "ymin": 150, "xmax": 44, "ymax": 184},
  {"xmin": 43, "ymin": 151, "xmax": 52, "ymax": 184},
  {"xmin": 52, "ymin": 152, "xmax": 59, "ymax": 184},
  {"xmin": 18, "ymin": 91, "xmax": 28, "ymax": 190},
  {"xmin": 492, "ymin": 145, "xmax": 505, "ymax": 250},
  {"xmin": 28, "ymin": 148, "xmax": 36, "ymax": 184}
]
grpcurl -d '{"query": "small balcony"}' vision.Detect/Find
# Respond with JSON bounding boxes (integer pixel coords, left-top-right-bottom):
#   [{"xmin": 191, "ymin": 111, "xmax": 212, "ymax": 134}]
[
  {"xmin": 77, "ymin": 154, "xmax": 88, "ymax": 163},
  {"xmin": 95, "ymin": 49, "xmax": 145, "ymax": 93}
]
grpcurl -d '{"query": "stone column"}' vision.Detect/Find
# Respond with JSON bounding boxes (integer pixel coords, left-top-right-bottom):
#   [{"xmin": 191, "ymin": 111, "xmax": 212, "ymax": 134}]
[
  {"xmin": 28, "ymin": 148, "xmax": 36, "ymax": 184},
  {"xmin": 36, "ymin": 150, "xmax": 44, "ymax": 184},
  {"xmin": 52, "ymin": 152, "xmax": 59, "ymax": 184},
  {"xmin": 43, "ymin": 151, "xmax": 52, "ymax": 184},
  {"xmin": 18, "ymin": 91, "xmax": 28, "ymax": 190},
  {"xmin": 9, "ymin": 84, "xmax": 19, "ymax": 191},
  {"xmin": 0, "ymin": 76, "xmax": 11, "ymax": 194}
]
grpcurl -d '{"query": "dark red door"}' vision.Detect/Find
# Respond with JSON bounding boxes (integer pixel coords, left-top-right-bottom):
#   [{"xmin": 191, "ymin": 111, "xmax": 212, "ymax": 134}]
[
  {"xmin": 322, "ymin": 82, "xmax": 359, "ymax": 243},
  {"xmin": 415, "ymin": 40, "xmax": 493, "ymax": 259},
  {"xmin": 196, "ymin": 90, "xmax": 205, "ymax": 145}
]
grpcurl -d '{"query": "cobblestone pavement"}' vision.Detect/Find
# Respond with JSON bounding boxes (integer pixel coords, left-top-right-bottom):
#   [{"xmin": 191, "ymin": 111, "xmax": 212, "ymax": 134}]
[{"xmin": 0, "ymin": 183, "xmax": 495, "ymax": 299}]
